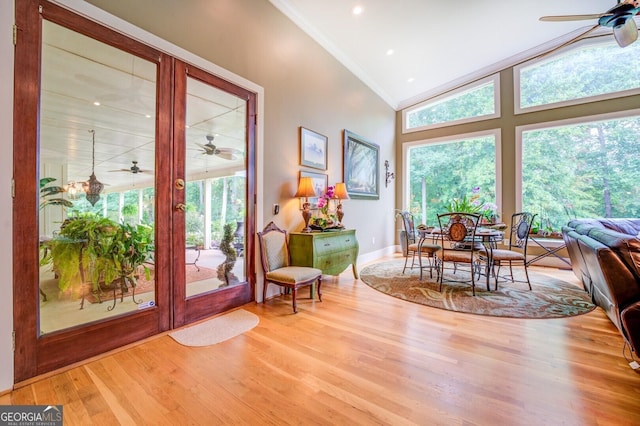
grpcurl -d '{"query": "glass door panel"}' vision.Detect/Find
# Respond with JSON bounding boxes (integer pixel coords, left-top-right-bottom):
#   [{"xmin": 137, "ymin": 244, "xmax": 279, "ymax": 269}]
[
  {"xmin": 184, "ymin": 77, "xmax": 247, "ymax": 297},
  {"xmin": 38, "ymin": 20, "xmax": 157, "ymax": 334}
]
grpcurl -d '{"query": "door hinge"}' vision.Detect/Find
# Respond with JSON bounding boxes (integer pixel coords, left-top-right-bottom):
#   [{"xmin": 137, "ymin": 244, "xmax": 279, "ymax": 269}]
[
  {"xmin": 11, "ymin": 178, "xmax": 15, "ymax": 198},
  {"xmin": 12, "ymin": 25, "xmax": 17, "ymax": 46},
  {"xmin": 12, "ymin": 330, "xmax": 15, "ymax": 352}
]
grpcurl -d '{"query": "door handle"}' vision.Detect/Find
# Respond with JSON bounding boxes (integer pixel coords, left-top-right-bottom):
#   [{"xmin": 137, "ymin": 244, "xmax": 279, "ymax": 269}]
[{"xmin": 175, "ymin": 203, "xmax": 186, "ymax": 211}]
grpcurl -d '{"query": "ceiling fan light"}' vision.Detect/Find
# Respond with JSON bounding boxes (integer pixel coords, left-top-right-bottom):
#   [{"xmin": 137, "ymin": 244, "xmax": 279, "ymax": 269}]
[{"xmin": 613, "ymin": 17, "xmax": 638, "ymax": 47}]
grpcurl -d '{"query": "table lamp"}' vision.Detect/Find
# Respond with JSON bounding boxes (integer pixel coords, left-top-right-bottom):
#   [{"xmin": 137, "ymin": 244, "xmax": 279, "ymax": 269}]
[
  {"xmin": 295, "ymin": 176, "xmax": 317, "ymax": 232},
  {"xmin": 333, "ymin": 182, "xmax": 349, "ymax": 225}
]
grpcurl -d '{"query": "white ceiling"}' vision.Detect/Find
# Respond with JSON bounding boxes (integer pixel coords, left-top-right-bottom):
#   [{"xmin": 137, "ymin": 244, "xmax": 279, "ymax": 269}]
[
  {"xmin": 41, "ymin": 20, "xmax": 246, "ymax": 194},
  {"xmin": 271, "ymin": 0, "xmax": 628, "ymax": 110}
]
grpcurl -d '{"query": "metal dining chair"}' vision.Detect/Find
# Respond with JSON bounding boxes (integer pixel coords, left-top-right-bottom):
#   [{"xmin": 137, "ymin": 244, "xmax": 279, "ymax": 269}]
[
  {"xmin": 436, "ymin": 212, "xmax": 482, "ymax": 295},
  {"xmin": 397, "ymin": 210, "xmax": 441, "ymax": 279},
  {"xmin": 479, "ymin": 212, "xmax": 536, "ymax": 290}
]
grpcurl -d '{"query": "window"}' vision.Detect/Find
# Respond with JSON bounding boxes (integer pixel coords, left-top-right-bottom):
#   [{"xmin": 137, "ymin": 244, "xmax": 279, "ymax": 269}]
[
  {"xmin": 404, "ymin": 131, "xmax": 500, "ymax": 226},
  {"xmin": 515, "ymin": 39, "xmax": 640, "ymax": 113},
  {"xmin": 402, "ymin": 74, "xmax": 500, "ymax": 133},
  {"xmin": 518, "ymin": 110, "xmax": 640, "ymax": 233}
]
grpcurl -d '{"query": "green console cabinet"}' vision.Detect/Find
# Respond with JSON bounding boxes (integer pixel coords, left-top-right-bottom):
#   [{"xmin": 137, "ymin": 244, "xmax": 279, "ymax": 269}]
[{"xmin": 289, "ymin": 230, "xmax": 359, "ymax": 278}]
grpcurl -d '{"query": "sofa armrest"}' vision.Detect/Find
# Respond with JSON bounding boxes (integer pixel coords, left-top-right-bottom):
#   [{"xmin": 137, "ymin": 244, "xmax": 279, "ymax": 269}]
[{"xmin": 621, "ymin": 302, "xmax": 640, "ymax": 354}]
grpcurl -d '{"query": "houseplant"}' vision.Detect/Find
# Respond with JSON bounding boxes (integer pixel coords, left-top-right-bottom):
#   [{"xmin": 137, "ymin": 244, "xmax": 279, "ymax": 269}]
[
  {"xmin": 41, "ymin": 213, "xmax": 154, "ymax": 305},
  {"xmin": 217, "ymin": 222, "xmax": 238, "ymax": 287}
]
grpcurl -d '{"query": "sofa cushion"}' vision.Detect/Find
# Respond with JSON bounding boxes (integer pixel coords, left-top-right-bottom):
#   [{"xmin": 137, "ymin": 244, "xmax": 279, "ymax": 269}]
[
  {"xmin": 596, "ymin": 218, "xmax": 640, "ymax": 235},
  {"xmin": 587, "ymin": 228, "xmax": 640, "ymax": 281}
]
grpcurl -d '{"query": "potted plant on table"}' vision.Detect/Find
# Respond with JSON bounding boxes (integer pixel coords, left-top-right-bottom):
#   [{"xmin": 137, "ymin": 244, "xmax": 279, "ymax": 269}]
[{"xmin": 41, "ymin": 213, "xmax": 154, "ymax": 309}]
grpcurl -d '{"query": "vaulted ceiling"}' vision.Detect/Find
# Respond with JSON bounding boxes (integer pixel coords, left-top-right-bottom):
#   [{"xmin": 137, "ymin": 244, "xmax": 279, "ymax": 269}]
[{"xmin": 271, "ymin": 0, "xmax": 631, "ymax": 109}]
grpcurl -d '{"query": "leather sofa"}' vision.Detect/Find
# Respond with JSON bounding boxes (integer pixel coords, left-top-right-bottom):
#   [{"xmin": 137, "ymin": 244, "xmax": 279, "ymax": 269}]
[{"xmin": 562, "ymin": 218, "xmax": 640, "ymax": 354}]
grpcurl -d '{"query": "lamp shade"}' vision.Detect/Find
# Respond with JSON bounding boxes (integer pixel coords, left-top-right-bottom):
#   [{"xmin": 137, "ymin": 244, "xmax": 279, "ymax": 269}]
[
  {"xmin": 333, "ymin": 182, "xmax": 349, "ymax": 200},
  {"xmin": 294, "ymin": 176, "xmax": 317, "ymax": 198}
]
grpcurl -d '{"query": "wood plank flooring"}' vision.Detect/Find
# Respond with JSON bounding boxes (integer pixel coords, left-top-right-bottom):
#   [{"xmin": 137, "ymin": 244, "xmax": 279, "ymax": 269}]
[{"xmin": 3, "ymin": 255, "xmax": 640, "ymax": 425}]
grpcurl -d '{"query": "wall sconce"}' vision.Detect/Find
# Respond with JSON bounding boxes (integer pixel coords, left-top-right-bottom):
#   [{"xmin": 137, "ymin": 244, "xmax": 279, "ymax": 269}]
[
  {"xmin": 384, "ymin": 160, "xmax": 395, "ymax": 188},
  {"xmin": 294, "ymin": 176, "xmax": 317, "ymax": 232}
]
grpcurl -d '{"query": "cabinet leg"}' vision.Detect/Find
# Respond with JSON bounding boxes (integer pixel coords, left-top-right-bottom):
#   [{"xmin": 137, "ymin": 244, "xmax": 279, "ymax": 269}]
[{"xmin": 352, "ymin": 263, "xmax": 359, "ymax": 279}]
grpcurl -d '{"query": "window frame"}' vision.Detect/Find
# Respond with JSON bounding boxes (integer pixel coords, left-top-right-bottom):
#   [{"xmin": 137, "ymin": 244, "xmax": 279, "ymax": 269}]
[
  {"xmin": 514, "ymin": 36, "xmax": 640, "ymax": 115},
  {"xmin": 402, "ymin": 129, "xmax": 502, "ymax": 221},
  {"xmin": 402, "ymin": 74, "xmax": 501, "ymax": 134},
  {"xmin": 515, "ymin": 107, "xmax": 640, "ymax": 217}
]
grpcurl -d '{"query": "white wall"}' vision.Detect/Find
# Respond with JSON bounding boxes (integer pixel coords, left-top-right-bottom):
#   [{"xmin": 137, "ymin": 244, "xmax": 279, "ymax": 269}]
[{"xmin": 0, "ymin": 0, "xmax": 15, "ymax": 391}]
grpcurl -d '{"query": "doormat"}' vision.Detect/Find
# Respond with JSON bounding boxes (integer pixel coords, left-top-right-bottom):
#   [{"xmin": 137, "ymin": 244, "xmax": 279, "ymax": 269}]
[{"xmin": 169, "ymin": 309, "xmax": 259, "ymax": 347}]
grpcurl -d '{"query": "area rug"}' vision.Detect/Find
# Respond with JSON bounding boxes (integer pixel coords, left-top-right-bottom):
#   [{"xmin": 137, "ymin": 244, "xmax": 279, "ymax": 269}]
[
  {"xmin": 85, "ymin": 264, "xmax": 217, "ymax": 304},
  {"xmin": 169, "ymin": 309, "xmax": 259, "ymax": 347},
  {"xmin": 359, "ymin": 260, "xmax": 595, "ymax": 319}
]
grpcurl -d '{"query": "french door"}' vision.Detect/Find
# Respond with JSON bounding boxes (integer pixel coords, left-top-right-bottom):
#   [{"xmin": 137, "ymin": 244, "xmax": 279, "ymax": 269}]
[
  {"xmin": 13, "ymin": 0, "xmax": 255, "ymax": 382},
  {"xmin": 171, "ymin": 62, "xmax": 255, "ymax": 327}
]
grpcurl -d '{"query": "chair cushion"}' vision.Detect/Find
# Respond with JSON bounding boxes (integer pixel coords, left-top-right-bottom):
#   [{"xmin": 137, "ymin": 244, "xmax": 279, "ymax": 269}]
[
  {"xmin": 266, "ymin": 266, "xmax": 322, "ymax": 284},
  {"xmin": 441, "ymin": 251, "xmax": 474, "ymax": 262},
  {"xmin": 408, "ymin": 243, "xmax": 441, "ymax": 254},
  {"xmin": 489, "ymin": 249, "xmax": 525, "ymax": 261}
]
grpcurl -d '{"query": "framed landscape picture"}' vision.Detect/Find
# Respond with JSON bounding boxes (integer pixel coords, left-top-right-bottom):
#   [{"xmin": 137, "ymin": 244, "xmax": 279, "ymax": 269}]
[
  {"xmin": 343, "ymin": 130, "xmax": 379, "ymax": 199},
  {"xmin": 300, "ymin": 170, "xmax": 327, "ymax": 209},
  {"xmin": 300, "ymin": 127, "xmax": 328, "ymax": 170}
]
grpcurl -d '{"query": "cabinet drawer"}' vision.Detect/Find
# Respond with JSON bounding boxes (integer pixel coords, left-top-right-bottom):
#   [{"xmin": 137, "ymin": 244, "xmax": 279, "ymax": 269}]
[
  {"xmin": 316, "ymin": 251, "xmax": 356, "ymax": 274},
  {"xmin": 313, "ymin": 234, "xmax": 357, "ymax": 255}
]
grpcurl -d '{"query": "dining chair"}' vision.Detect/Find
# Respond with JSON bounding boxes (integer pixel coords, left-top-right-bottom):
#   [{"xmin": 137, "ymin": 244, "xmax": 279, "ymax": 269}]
[
  {"xmin": 397, "ymin": 210, "xmax": 441, "ymax": 278},
  {"xmin": 436, "ymin": 212, "xmax": 482, "ymax": 295},
  {"xmin": 479, "ymin": 212, "xmax": 536, "ymax": 290},
  {"xmin": 257, "ymin": 221, "xmax": 322, "ymax": 313}
]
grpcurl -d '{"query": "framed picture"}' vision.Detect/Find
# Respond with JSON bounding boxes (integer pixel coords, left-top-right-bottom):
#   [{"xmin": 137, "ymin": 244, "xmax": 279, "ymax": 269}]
[
  {"xmin": 300, "ymin": 170, "xmax": 327, "ymax": 209},
  {"xmin": 300, "ymin": 127, "xmax": 328, "ymax": 170},
  {"xmin": 343, "ymin": 130, "xmax": 379, "ymax": 199}
]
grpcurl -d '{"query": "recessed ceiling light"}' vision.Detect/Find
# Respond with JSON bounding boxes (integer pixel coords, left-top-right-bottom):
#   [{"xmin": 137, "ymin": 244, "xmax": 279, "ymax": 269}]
[
  {"xmin": 352, "ymin": 5, "xmax": 363, "ymax": 15},
  {"xmin": 93, "ymin": 101, "xmax": 100, "ymax": 106},
  {"xmin": 145, "ymin": 114, "xmax": 151, "ymax": 118},
  {"xmin": 386, "ymin": 49, "xmax": 394, "ymax": 56},
  {"xmin": 407, "ymin": 78, "xmax": 415, "ymax": 83}
]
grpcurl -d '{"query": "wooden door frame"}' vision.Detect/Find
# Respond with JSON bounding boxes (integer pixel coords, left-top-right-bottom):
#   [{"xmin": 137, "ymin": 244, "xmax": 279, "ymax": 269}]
[{"xmin": 13, "ymin": 0, "xmax": 173, "ymax": 382}]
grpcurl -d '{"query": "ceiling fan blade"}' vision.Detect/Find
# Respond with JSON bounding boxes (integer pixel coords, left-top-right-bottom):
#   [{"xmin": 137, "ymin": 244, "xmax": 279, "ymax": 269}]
[
  {"xmin": 613, "ymin": 17, "xmax": 638, "ymax": 47},
  {"xmin": 540, "ymin": 14, "xmax": 608, "ymax": 22},
  {"xmin": 216, "ymin": 152, "xmax": 238, "ymax": 161}
]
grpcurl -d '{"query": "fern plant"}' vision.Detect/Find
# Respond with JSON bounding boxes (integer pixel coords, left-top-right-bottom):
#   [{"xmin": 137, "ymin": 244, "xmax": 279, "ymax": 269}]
[{"xmin": 41, "ymin": 214, "xmax": 154, "ymax": 294}]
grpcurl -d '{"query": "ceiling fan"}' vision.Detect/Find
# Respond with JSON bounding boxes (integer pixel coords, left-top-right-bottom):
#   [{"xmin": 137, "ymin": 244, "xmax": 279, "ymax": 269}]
[
  {"xmin": 196, "ymin": 135, "xmax": 241, "ymax": 160},
  {"xmin": 540, "ymin": 1, "xmax": 640, "ymax": 48},
  {"xmin": 109, "ymin": 161, "xmax": 150, "ymax": 174}
]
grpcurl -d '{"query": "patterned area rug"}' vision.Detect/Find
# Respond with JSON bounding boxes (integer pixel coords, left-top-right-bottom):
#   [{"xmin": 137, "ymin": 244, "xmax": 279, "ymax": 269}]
[{"xmin": 360, "ymin": 260, "xmax": 595, "ymax": 319}]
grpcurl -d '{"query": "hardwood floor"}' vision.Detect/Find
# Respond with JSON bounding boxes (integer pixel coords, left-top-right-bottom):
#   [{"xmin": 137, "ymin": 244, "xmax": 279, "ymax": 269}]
[{"xmin": 3, "ymin": 255, "xmax": 640, "ymax": 425}]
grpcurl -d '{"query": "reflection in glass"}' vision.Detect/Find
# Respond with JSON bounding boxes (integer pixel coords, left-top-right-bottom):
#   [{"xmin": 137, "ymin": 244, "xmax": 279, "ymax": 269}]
[
  {"xmin": 38, "ymin": 21, "xmax": 157, "ymax": 334},
  {"xmin": 184, "ymin": 77, "xmax": 246, "ymax": 297}
]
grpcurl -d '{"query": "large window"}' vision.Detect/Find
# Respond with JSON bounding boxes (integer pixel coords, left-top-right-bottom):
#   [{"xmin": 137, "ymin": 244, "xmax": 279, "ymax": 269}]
[
  {"xmin": 519, "ymin": 111, "xmax": 640, "ymax": 233},
  {"xmin": 403, "ymin": 74, "xmax": 500, "ymax": 133},
  {"xmin": 515, "ymin": 39, "xmax": 640, "ymax": 113},
  {"xmin": 405, "ymin": 131, "xmax": 499, "ymax": 226}
]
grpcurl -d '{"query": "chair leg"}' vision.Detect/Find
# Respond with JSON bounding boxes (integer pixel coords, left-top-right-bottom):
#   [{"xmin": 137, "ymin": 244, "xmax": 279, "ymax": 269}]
[
  {"xmin": 317, "ymin": 277, "xmax": 323, "ymax": 301},
  {"xmin": 402, "ymin": 253, "xmax": 410, "ymax": 274},
  {"xmin": 291, "ymin": 287, "xmax": 298, "ymax": 314},
  {"xmin": 470, "ymin": 261, "xmax": 476, "ymax": 296},
  {"xmin": 263, "ymin": 279, "xmax": 268, "ymax": 302},
  {"xmin": 523, "ymin": 265, "xmax": 532, "ymax": 290}
]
